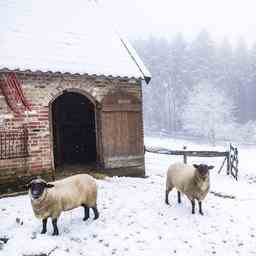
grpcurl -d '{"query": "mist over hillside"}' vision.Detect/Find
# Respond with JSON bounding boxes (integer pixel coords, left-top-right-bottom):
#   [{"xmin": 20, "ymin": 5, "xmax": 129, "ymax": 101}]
[{"xmin": 134, "ymin": 31, "xmax": 256, "ymax": 143}]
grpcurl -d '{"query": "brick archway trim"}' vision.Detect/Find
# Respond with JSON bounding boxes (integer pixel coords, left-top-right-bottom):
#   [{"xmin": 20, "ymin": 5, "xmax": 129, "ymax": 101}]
[{"xmin": 49, "ymin": 87, "xmax": 98, "ymax": 106}]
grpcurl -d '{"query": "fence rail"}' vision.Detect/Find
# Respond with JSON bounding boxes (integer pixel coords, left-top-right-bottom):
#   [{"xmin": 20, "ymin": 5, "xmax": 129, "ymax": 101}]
[
  {"xmin": 0, "ymin": 126, "xmax": 28, "ymax": 160},
  {"xmin": 145, "ymin": 144, "xmax": 239, "ymax": 180},
  {"xmin": 146, "ymin": 147, "xmax": 229, "ymax": 158}
]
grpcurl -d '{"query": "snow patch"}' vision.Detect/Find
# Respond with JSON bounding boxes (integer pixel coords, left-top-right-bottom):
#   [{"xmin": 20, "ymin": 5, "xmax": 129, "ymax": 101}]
[{"xmin": 1, "ymin": 137, "xmax": 256, "ymax": 255}]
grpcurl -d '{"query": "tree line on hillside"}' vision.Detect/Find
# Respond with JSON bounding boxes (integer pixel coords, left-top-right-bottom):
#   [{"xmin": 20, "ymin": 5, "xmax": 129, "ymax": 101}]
[{"xmin": 134, "ymin": 30, "xmax": 256, "ymax": 143}]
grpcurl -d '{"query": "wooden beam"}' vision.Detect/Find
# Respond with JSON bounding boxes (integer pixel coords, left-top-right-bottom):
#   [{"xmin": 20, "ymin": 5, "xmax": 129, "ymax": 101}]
[{"xmin": 145, "ymin": 147, "xmax": 229, "ymax": 158}]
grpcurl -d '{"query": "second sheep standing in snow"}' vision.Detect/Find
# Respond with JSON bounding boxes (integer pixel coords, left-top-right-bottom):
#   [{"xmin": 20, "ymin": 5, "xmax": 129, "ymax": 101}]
[
  {"xmin": 165, "ymin": 162, "xmax": 214, "ymax": 215},
  {"xmin": 27, "ymin": 174, "xmax": 99, "ymax": 235}
]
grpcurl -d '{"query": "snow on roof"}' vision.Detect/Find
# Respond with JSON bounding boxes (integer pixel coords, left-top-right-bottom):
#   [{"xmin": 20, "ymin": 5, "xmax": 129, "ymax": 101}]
[
  {"xmin": 0, "ymin": 0, "xmax": 151, "ymax": 83},
  {"xmin": 119, "ymin": 37, "xmax": 151, "ymax": 84}
]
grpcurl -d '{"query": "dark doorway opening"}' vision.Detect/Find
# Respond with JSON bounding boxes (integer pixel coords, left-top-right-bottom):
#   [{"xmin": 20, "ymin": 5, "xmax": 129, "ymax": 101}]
[{"xmin": 52, "ymin": 92, "xmax": 96, "ymax": 168}]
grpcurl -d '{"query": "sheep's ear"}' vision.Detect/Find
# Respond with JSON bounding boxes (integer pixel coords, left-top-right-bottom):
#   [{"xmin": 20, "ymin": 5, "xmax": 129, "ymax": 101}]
[
  {"xmin": 45, "ymin": 183, "xmax": 54, "ymax": 188},
  {"xmin": 208, "ymin": 165, "xmax": 214, "ymax": 170},
  {"xmin": 24, "ymin": 179, "xmax": 33, "ymax": 189},
  {"xmin": 193, "ymin": 164, "xmax": 199, "ymax": 169},
  {"xmin": 24, "ymin": 177, "xmax": 37, "ymax": 189}
]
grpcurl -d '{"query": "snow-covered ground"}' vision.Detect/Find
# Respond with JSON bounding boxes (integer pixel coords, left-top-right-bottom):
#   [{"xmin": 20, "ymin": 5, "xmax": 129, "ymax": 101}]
[{"xmin": 1, "ymin": 136, "xmax": 256, "ymax": 256}]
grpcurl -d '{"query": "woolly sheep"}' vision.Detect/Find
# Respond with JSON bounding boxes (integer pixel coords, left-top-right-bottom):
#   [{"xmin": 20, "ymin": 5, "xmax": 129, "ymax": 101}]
[
  {"xmin": 165, "ymin": 162, "xmax": 214, "ymax": 215},
  {"xmin": 26, "ymin": 174, "xmax": 99, "ymax": 235}
]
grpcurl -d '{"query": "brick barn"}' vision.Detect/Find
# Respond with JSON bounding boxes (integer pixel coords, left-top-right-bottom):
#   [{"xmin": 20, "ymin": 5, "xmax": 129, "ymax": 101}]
[{"xmin": 0, "ymin": 0, "xmax": 151, "ymax": 192}]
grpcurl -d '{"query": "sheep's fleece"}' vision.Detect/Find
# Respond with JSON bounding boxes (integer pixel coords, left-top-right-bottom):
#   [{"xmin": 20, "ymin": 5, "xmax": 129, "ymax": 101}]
[
  {"xmin": 166, "ymin": 162, "xmax": 210, "ymax": 201},
  {"xmin": 30, "ymin": 174, "xmax": 97, "ymax": 220}
]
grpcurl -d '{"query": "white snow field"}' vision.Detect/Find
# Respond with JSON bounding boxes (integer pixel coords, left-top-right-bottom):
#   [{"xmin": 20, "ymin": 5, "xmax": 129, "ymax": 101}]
[{"xmin": 1, "ymin": 136, "xmax": 256, "ymax": 256}]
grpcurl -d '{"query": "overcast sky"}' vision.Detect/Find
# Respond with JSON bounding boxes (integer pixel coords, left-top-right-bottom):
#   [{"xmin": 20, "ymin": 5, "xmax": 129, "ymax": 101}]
[{"xmin": 100, "ymin": 0, "xmax": 256, "ymax": 46}]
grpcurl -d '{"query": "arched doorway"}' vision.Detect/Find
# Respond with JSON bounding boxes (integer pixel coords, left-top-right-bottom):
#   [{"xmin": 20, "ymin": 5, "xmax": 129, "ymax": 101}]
[{"xmin": 51, "ymin": 91, "xmax": 97, "ymax": 168}]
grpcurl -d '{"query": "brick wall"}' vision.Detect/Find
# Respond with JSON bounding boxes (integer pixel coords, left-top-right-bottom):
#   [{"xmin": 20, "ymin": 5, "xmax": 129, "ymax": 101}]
[{"xmin": 0, "ymin": 71, "xmax": 144, "ymax": 189}]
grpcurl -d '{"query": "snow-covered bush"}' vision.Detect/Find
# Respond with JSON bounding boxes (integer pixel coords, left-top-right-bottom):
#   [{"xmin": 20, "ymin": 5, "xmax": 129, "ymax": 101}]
[
  {"xmin": 181, "ymin": 80, "xmax": 236, "ymax": 145},
  {"xmin": 232, "ymin": 121, "xmax": 256, "ymax": 143}
]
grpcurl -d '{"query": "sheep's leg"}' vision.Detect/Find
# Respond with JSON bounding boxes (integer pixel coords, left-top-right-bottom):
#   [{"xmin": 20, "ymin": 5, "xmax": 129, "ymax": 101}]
[
  {"xmin": 177, "ymin": 191, "xmax": 181, "ymax": 204},
  {"xmin": 198, "ymin": 201, "xmax": 204, "ymax": 215},
  {"xmin": 52, "ymin": 218, "xmax": 59, "ymax": 236},
  {"xmin": 165, "ymin": 187, "xmax": 172, "ymax": 205},
  {"xmin": 165, "ymin": 180, "xmax": 174, "ymax": 205},
  {"xmin": 191, "ymin": 199, "xmax": 195, "ymax": 214},
  {"xmin": 41, "ymin": 218, "xmax": 47, "ymax": 234},
  {"xmin": 82, "ymin": 204, "xmax": 90, "ymax": 221},
  {"xmin": 92, "ymin": 206, "xmax": 99, "ymax": 220},
  {"xmin": 165, "ymin": 190, "xmax": 169, "ymax": 204}
]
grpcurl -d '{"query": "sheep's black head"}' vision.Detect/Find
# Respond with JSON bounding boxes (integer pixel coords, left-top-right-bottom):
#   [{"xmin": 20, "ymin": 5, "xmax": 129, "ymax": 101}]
[
  {"xmin": 26, "ymin": 178, "xmax": 54, "ymax": 200},
  {"xmin": 193, "ymin": 164, "xmax": 214, "ymax": 178}
]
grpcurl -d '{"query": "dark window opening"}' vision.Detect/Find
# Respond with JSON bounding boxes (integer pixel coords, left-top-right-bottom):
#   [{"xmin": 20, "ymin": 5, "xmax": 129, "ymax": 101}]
[{"xmin": 52, "ymin": 92, "xmax": 96, "ymax": 168}]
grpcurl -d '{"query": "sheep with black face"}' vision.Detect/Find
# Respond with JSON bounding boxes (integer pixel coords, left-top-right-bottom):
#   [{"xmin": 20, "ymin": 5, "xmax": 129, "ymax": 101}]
[
  {"xmin": 165, "ymin": 162, "xmax": 214, "ymax": 215},
  {"xmin": 27, "ymin": 174, "xmax": 99, "ymax": 235}
]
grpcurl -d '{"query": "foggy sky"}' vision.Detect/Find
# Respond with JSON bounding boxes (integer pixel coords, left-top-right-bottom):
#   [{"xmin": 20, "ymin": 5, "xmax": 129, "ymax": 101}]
[{"xmin": 100, "ymin": 0, "xmax": 256, "ymax": 45}]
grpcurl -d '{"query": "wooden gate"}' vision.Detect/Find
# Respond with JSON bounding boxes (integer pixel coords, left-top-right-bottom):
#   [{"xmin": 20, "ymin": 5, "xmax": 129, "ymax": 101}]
[{"xmin": 228, "ymin": 144, "xmax": 239, "ymax": 180}]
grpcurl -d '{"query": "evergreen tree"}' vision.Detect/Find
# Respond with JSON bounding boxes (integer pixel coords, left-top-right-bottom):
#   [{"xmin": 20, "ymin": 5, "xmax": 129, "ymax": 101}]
[
  {"xmin": 215, "ymin": 37, "xmax": 234, "ymax": 93},
  {"xmin": 247, "ymin": 42, "xmax": 256, "ymax": 121},
  {"xmin": 187, "ymin": 29, "xmax": 216, "ymax": 86},
  {"xmin": 134, "ymin": 37, "xmax": 171, "ymax": 132},
  {"xmin": 232, "ymin": 38, "xmax": 250, "ymax": 122},
  {"xmin": 167, "ymin": 33, "xmax": 188, "ymax": 131}
]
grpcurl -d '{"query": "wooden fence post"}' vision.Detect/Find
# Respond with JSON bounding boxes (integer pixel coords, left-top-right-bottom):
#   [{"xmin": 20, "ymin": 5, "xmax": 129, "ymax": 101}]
[
  {"xmin": 227, "ymin": 144, "xmax": 231, "ymax": 175},
  {"xmin": 226, "ymin": 154, "xmax": 230, "ymax": 175},
  {"xmin": 183, "ymin": 146, "xmax": 187, "ymax": 164}
]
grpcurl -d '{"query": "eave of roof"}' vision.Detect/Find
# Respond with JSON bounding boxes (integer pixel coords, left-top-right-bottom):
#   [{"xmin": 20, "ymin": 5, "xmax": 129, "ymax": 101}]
[
  {"xmin": 120, "ymin": 37, "xmax": 151, "ymax": 84},
  {"xmin": 0, "ymin": 68, "xmax": 142, "ymax": 84}
]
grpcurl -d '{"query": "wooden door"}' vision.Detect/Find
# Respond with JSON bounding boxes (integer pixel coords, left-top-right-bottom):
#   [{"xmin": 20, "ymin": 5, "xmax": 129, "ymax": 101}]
[{"xmin": 101, "ymin": 91, "xmax": 144, "ymax": 168}]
